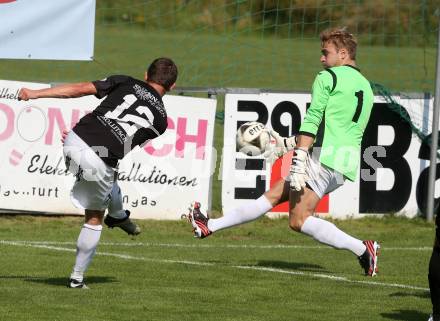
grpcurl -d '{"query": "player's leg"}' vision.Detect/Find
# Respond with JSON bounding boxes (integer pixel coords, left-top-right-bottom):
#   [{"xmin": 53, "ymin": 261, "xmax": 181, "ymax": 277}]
[
  {"xmin": 208, "ymin": 178, "xmax": 289, "ymax": 231},
  {"xmin": 69, "ymin": 209, "xmax": 104, "ymax": 289},
  {"xmin": 190, "ymin": 178, "xmax": 289, "ymax": 238},
  {"xmin": 288, "ymin": 187, "xmax": 378, "ymax": 276},
  {"xmin": 105, "ymin": 181, "xmax": 141, "ymax": 235},
  {"xmin": 64, "ymin": 131, "xmax": 115, "ymax": 288},
  {"xmin": 429, "ymin": 240, "xmax": 440, "ymax": 321},
  {"xmin": 289, "ymin": 187, "xmax": 366, "ymax": 255},
  {"xmin": 288, "ymin": 153, "xmax": 379, "ymax": 276},
  {"xmin": 68, "ymin": 176, "xmax": 112, "ymax": 288}
]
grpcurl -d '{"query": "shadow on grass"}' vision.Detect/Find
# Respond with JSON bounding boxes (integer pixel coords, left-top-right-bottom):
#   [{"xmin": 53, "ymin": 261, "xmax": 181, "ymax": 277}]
[
  {"xmin": 0, "ymin": 275, "xmax": 118, "ymax": 287},
  {"xmin": 30, "ymin": 276, "xmax": 118, "ymax": 287},
  {"xmin": 390, "ymin": 291, "xmax": 430, "ymax": 299},
  {"xmin": 256, "ymin": 260, "xmax": 326, "ymax": 272},
  {"xmin": 381, "ymin": 310, "xmax": 429, "ymax": 321}
]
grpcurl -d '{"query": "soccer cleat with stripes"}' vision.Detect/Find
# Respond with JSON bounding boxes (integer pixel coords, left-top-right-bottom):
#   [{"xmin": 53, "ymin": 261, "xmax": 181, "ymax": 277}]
[
  {"xmin": 104, "ymin": 210, "xmax": 141, "ymax": 236},
  {"xmin": 68, "ymin": 278, "xmax": 89, "ymax": 289},
  {"xmin": 187, "ymin": 202, "xmax": 212, "ymax": 239},
  {"xmin": 358, "ymin": 240, "xmax": 380, "ymax": 276}
]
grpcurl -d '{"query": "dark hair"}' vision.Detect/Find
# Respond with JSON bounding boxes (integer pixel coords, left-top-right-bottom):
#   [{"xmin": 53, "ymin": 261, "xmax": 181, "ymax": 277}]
[
  {"xmin": 147, "ymin": 57, "xmax": 178, "ymax": 91},
  {"xmin": 320, "ymin": 27, "xmax": 357, "ymax": 60}
]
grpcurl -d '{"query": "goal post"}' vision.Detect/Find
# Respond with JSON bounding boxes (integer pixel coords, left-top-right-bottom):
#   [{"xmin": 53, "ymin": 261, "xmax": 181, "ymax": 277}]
[{"xmin": 427, "ymin": 16, "xmax": 440, "ymax": 221}]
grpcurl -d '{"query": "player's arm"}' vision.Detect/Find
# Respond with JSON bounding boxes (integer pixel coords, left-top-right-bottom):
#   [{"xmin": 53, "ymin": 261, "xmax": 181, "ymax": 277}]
[
  {"xmin": 18, "ymin": 82, "xmax": 97, "ymax": 101},
  {"xmin": 289, "ymin": 72, "xmax": 331, "ymax": 191},
  {"xmin": 295, "ymin": 134, "xmax": 315, "ymax": 151},
  {"xmin": 298, "ymin": 71, "xmax": 332, "ymax": 147},
  {"xmin": 265, "ymin": 72, "xmax": 332, "ymax": 161}
]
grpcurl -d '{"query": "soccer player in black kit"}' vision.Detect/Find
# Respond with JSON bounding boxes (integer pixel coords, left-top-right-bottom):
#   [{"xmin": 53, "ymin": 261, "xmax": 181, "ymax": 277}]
[
  {"xmin": 18, "ymin": 58, "xmax": 178, "ymax": 288},
  {"xmin": 429, "ymin": 214, "xmax": 440, "ymax": 321}
]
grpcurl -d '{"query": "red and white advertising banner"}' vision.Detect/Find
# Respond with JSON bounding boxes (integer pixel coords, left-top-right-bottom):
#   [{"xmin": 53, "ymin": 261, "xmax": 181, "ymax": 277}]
[
  {"xmin": 222, "ymin": 92, "xmax": 435, "ymax": 218},
  {"xmin": 0, "ymin": 80, "xmax": 216, "ymax": 219},
  {"xmin": 0, "ymin": 0, "xmax": 95, "ymax": 60}
]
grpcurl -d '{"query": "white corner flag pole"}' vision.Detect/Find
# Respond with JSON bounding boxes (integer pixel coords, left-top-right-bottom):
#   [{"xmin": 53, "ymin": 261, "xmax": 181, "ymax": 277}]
[{"xmin": 427, "ymin": 14, "xmax": 440, "ymax": 222}]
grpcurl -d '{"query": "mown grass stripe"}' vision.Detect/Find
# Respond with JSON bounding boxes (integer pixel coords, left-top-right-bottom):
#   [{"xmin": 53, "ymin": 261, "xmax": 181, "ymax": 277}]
[
  {"xmin": 0, "ymin": 240, "xmax": 432, "ymax": 251},
  {"xmin": 1, "ymin": 240, "xmax": 429, "ymax": 292}
]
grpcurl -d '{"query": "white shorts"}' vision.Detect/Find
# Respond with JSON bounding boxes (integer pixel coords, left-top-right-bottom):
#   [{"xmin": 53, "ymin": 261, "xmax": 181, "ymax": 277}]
[
  {"xmin": 63, "ymin": 131, "xmax": 123, "ymax": 213},
  {"xmin": 305, "ymin": 150, "xmax": 345, "ymax": 199}
]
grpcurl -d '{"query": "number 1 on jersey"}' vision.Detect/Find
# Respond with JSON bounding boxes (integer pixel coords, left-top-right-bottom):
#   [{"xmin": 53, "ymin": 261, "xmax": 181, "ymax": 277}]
[{"xmin": 352, "ymin": 90, "xmax": 364, "ymax": 123}]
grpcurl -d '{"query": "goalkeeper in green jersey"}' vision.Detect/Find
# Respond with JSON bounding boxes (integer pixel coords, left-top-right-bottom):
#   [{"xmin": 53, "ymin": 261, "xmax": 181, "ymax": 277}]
[{"xmin": 188, "ymin": 27, "xmax": 380, "ymax": 276}]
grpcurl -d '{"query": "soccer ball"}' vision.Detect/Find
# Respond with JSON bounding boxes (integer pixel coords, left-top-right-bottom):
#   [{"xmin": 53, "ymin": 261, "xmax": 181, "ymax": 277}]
[{"xmin": 236, "ymin": 121, "xmax": 270, "ymax": 156}]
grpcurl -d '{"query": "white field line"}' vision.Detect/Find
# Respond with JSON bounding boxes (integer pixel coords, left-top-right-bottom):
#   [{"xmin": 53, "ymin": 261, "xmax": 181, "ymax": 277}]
[
  {"xmin": 0, "ymin": 240, "xmax": 214, "ymax": 266},
  {"xmin": 235, "ymin": 266, "xmax": 429, "ymax": 291},
  {"xmin": 1, "ymin": 240, "xmax": 429, "ymax": 292},
  {"xmin": 0, "ymin": 240, "xmax": 432, "ymax": 251}
]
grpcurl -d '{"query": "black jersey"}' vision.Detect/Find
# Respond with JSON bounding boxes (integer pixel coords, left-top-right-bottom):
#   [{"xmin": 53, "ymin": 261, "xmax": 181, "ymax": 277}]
[{"xmin": 72, "ymin": 75, "xmax": 168, "ymax": 167}]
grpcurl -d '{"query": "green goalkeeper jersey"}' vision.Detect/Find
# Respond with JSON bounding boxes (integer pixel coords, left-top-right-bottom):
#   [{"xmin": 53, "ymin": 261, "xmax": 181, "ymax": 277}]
[{"xmin": 299, "ymin": 65, "xmax": 374, "ymax": 181}]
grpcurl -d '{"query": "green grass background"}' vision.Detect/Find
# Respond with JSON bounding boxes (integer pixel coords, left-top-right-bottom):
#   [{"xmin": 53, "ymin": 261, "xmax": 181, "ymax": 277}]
[
  {"xmin": 0, "ymin": 215, "xmax": 435, "ymax": 321},
  {"xmin": 0, "ymin": 10, "xmax": 437, "ymax": 321},
  {"xmin": 0, "ymin": 27, "xmax": 435, "ymax": 93}
]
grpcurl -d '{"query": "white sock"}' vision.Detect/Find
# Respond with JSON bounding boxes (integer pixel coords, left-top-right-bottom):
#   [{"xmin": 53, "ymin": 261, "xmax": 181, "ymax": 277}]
[
  {"xmin": 300, "ymin": 216, "xmax": 366, "ymax": 256},
  {"xmin": 207, "ymin": 195, "xmax": 273, "ymax": 232},
  {"xmin": 70, "ymin": 224, "xmax": 102, "ymax": 281}
]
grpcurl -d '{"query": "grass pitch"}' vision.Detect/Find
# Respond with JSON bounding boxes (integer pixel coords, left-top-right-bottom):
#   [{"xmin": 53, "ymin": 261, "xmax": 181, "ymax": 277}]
[
  {"xmin": 0, "ymin": 214, "xmax": 434, "ymax": 321},
  {"xmin": 0, "ymin": 27, "xmax": 435, "ymax": 93}
]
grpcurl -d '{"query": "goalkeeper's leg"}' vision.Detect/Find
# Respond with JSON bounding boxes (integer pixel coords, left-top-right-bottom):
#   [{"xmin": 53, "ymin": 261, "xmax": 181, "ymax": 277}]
[
  {"xmin": 288, "ymin": 187, "xmax": 380, "ymax": 276},
  {"xmin": 204, "ymin": 179, "xmax": 289, "ymax": 233}
]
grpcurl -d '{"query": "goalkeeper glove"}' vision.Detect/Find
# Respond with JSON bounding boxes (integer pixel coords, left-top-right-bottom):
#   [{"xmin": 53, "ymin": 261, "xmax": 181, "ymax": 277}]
[
  {"xmin": 263, "ymin": 130, "xmax": 296, "ymax": 163},
  {"xmin": 289, "ymin": 147, "xmax": 309, "ymax": 191}
]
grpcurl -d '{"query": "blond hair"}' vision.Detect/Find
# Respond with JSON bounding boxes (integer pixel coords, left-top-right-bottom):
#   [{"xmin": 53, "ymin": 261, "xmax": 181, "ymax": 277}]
[{"xmin": 320, "ymin": 27, "xmax": 357, "ymax": 60}]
